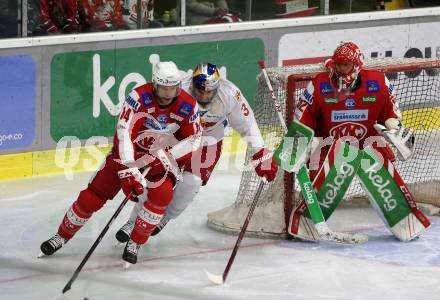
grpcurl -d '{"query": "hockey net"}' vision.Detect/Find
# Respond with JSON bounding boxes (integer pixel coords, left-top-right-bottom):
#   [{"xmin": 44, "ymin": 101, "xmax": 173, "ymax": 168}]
[{"xmin": 207, "ymin": 57, "xmax": 440, "ymax": 239}]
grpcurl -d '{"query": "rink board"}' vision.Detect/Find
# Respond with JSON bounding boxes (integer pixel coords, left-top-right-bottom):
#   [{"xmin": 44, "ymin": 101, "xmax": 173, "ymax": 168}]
[
  {"xmin": 0, "ymin": 130, "xmax": 248, "ymax": 181},
  {"xmin": 1, "ymin": 105, "xmax": 439, "ymax": 181}
]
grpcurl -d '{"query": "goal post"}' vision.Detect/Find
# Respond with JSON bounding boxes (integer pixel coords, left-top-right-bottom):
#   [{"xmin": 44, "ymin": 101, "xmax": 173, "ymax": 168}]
[{"xmin": 207, "ymin": 57, "xmax": 440, "ymax": 239}]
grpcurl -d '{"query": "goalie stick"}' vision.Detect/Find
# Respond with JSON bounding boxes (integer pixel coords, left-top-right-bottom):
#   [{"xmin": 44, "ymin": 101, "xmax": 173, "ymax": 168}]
[{"xmin": 259, "ymin": 60, "xmax": 367, "ymax": 244}]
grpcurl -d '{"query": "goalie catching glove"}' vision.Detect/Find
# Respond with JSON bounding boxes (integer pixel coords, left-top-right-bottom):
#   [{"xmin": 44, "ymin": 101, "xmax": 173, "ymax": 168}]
[
  {"xmin": 252, "ymin": 148, "xmax": 278, "ymax": 182},
  {"xmin": 374, "ymin": 118, "xmax": 415, "ymax": 161}
]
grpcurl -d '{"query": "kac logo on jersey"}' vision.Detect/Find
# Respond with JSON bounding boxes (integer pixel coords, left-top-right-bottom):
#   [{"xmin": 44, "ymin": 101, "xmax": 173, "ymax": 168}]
[
  {"xmin": 140, "ymin": 92, "xmax": 153, "ymax": 106},
  {"xmin": 345, "ymin": 98, "xmax": 356, "ymax": 109},
  {"xmin": 320, "ymin": 82, "xmax": 334, "ymax": 95},
  {"xmin": 331, "ymin": 110, "xmax": 368, "ymax": 122},
  {"xmin": 366, "ymin": 80, "xmax": 379, "ymax": 93},
  {"xmin": 125, "ymin": 95, "xmax": 140, "ymax": 111},
  {"xmin": 329, "ymin": 122, "xmax": 367, "ymax": 140},
  {"xmin": 178, "ymin": 102, "xmax": 193, "ymax": 117}
]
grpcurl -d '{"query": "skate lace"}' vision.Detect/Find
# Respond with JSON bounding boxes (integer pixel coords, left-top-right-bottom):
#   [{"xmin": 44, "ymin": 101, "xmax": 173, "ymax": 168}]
[
  {"xmin": 49, "ymin": 234, "xmax": 65, "ymax": 249},
  {"xmin": 157, "ymin": 215, "xmax": 170, "ymax": 230},
  {"xmin": 121, "ymin": 221, "xmax": 134, "ymax": 233},
  {"xmin": 126, "ymin": 241, "xmax": 140, "ymax": 254}
]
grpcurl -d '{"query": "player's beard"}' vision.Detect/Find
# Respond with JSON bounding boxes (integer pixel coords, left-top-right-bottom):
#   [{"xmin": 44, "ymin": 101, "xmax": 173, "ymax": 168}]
[
  {"xmin": 195, "ymin": 90, "xmax": 217, "ymax": 108},
  {"xmin": 157, "ymin": 96, "xmax": 174, "ymax": 106}
]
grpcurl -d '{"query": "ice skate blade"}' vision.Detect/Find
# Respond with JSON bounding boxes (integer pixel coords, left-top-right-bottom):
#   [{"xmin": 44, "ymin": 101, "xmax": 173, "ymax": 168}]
[
  {"xmin": 123, "ymin": 262, "xmax": 132, "ymax": 270},
  {"xmin": 37, "ymin": 252, "xmax": 45, "ymax": 258},
  {"xmin": 205, "ymin": 270, "xmax": 224, "ymax": 285}
]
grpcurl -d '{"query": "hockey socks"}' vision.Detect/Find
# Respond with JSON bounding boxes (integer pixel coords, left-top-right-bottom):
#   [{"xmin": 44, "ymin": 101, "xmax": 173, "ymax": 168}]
[
  {"xmin": 131, "ymin": 203, "xmax": 163, "ymax": 244},
  {"xmin": 58, "ymin": 189, "xmax": 105, "ymax": 240}
]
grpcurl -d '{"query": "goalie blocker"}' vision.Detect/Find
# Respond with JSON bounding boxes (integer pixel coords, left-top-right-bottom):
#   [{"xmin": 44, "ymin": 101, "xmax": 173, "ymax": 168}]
[{"xmin": 289, "ymin": 139, "xmax": 430, "ymax": 242}]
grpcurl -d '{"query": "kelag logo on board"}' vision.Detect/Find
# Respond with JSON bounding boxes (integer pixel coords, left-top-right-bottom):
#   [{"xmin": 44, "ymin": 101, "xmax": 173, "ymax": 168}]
[
  {"xmin": 50, "ymin": 39, "xmax": 264, "ymax": 141},
  {"xmin": 0, "ymin": 55, "xmax": 36, "ymax": 151}
]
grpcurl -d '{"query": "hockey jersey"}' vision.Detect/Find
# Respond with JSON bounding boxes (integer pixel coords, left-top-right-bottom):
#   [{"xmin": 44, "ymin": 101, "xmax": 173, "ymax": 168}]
[
  {"xmin": 296, "ymin": 69, "xmax": 401, "ymax": 146},
  {"xmin": 113, "ymin": 83, "xmax": 202, "ymax": 167}
]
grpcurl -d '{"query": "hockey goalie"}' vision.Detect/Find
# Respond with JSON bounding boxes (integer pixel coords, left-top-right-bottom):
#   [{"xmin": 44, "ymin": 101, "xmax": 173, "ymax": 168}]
[{"xmin": 286, "ymin": 41, "xmax": 431, "ymax": 242}]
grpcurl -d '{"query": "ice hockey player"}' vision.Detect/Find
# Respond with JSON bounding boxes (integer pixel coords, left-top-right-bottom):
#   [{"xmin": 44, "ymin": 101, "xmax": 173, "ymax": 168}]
[
  {"xmin": 289, "ymin": 41, "xmax": 430, "ymax": 242},
  {"xmin": 115, "ymin": 63, "xmax": 279, "ymax": 243},
  {"xmin": 40, "ymin": 61, "xmax": 202, "ymax": 265}
]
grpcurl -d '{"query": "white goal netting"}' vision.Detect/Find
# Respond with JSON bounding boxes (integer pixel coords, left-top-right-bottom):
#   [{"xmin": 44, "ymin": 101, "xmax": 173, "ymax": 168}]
[{"xmin": 207, "ymin": 57, "xmax": 440, "ymax": 239}]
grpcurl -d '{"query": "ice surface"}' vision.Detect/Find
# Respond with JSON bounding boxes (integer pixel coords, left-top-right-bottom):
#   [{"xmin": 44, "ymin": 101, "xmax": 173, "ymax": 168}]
[{"xmin": 0, "ymin": 170, "xmax": 439, "ymax": 300}]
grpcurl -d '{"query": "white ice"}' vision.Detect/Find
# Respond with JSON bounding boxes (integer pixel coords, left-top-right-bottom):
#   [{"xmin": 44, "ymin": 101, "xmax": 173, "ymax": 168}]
[{"xmin": 0, "ymin": 169, "xmax": 439, "ymax": 300}]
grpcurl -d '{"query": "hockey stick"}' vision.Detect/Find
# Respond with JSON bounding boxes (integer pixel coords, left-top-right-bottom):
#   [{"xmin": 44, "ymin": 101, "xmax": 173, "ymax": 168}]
[
  {"xmin": 62, "ymin": 168, "xmax": 150, "ymax": 294},
  {"xmin": 206, "ymin": 180, "xmax": 265, "ymax": 285},
  {"xmin": 258, "ymin": 60, "xmax": 366, "ymax": 244}
]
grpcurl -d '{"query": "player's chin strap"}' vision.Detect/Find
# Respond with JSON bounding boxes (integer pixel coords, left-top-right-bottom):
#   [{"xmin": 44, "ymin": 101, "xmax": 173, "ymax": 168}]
[{"xmin": 373, "ymin": 121, "xmax": 416, "ymax": 161}]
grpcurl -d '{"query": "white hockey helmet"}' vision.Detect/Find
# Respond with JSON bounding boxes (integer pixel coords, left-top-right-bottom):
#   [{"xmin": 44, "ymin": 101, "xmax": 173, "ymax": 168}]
[{"xmin": 152, "ymin": 61, "xmax": 182, "ymax": 99}]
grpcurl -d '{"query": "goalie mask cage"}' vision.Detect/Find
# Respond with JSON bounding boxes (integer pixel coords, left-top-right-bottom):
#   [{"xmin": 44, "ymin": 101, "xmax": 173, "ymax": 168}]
[{"xmin": 207, "ymin": 57, "xmax": 440, "ymax": 239}]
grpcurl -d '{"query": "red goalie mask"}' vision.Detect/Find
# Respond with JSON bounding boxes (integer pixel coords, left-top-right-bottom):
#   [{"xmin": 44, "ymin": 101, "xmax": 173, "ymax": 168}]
[{"xmin": 326, "ymin": 42, "xmax": 364, "ymax": 92}]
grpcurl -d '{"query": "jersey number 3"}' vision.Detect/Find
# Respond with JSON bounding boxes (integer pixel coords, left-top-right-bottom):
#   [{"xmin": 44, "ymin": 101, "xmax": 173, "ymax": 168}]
[{"xmin": 241, "ymin": 103, "xmax": 249, "ymax": 116}]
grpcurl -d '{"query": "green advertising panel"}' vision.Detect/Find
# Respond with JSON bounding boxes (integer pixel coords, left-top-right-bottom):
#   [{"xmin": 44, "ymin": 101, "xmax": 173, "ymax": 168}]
[{"xmin": 51, "ymin": 39, "xmax": 264, "ymax": 141}]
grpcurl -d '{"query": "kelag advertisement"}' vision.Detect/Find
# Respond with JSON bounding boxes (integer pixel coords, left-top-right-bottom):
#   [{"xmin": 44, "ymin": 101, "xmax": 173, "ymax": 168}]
[
  {"xmin": 50, "ymin": 38, "xmax": 265, "ymax": 141},
  {"xmin": 0, "ymin": 55, "xmax": 36, "ymax": 150}
]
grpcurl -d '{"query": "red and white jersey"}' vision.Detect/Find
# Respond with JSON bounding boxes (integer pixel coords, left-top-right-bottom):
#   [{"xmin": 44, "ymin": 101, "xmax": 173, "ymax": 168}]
[
  {"xmin": 113, "ymin": 83, "xmax": 202, "ymax": 166},
  {"xmin": 295, "ymin": 69, "xmax": 400, "ymax": 147},
  {"xmin": 182, "ymin": 76, "xmax": 265, "ymax": 151}
]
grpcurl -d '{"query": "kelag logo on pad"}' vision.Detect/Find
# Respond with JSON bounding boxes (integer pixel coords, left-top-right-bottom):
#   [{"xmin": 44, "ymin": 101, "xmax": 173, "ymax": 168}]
[{"xmin": 331, "ymin": 110, "xmax": 368, "ymax": 122}]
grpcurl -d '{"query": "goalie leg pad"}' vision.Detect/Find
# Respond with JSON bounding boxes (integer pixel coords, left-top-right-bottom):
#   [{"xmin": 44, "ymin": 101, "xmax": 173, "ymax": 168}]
[
  {"xmin": 288, "ymin": 199, "xmax": 319, "ymax": 242},
  {"xmin": 289, "ymin": 140, "xmax": 361, "ymax": 240},
  {"xmin": 357, "ymin": 146, "xmax": 430, "ymax": 241}
]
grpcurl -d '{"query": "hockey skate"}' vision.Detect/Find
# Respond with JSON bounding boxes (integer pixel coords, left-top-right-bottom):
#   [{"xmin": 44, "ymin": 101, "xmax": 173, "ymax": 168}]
[
  {"xmin": 115, "ymin": 221, "xmax": 134, "ymax": 243},
  {"xmin": 151, "ymin": 215, "xmax": 170, "ymax": 236},
  {"xmin": 122, "ymin": 239, "xmax": 141, "ymax": 268},
  {"xmin": 38, "ymin": 233, "xmax": 66, "ymax": 257}
]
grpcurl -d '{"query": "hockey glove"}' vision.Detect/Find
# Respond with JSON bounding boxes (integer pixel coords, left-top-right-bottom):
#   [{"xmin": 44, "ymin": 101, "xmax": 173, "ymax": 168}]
[
  {"xmin": 118, "ymin": 167, "xmax": 147, "ymax": 199},
  {"xmin": 143, "ymin": 149, "xmax": 181, "ymax": 184},
  {"xmin": 374, "ymin": 122, "xmax": 415, "ymax": 161},
  {"xmin": 252, "ymin": 148, "xmax": 278, "ymax": 182}
]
